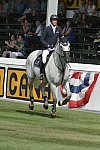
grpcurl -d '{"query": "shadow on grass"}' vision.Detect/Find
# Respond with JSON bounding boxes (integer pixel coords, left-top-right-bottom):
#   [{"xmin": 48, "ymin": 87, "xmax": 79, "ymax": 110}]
[{"xmin": 16, "ymin": 109, "xmax": 63, "ymax": 119}]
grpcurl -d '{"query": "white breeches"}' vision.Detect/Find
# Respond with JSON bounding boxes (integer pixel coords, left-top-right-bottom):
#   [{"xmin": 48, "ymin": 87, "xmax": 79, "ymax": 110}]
[
  {"xmin": 42, "ymin": 49, "xmax": 49, "ymax": 64},
  {"xmin": 42, "ymin": 48, "xmax": 54, "ymax": 64}
]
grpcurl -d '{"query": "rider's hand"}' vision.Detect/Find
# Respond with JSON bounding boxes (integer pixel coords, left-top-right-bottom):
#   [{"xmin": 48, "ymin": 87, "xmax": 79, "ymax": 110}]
[
  {"xmin": 45, "ymin": 44, "xmax": 54, "ymax": 49},
  {"xmin": 5, "ymin": 41, "xmax": 9, "ymax": 45},
  {"xmin": 49, "ymin": 45, "xmax": 54, "ymax": 49}
]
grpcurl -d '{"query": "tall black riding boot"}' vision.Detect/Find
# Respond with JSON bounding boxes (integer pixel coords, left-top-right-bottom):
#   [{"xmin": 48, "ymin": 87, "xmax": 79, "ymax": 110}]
[{"xmin": 39, "ymin": 62, "xmax": 45, "ymax": 80}]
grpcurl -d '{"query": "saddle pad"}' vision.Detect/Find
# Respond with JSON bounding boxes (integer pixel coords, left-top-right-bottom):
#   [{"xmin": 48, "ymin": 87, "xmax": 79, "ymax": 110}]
[{"xmin": 34, "ymin": 54, "xmax": 42, "ymax": 68}]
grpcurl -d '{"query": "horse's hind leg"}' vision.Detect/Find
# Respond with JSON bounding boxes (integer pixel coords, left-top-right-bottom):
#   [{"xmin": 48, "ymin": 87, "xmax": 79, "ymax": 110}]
[
  {"xmin": 28, "ymin": 77, "xmax": 35, "ymax": 110},
  {"xmin": 38, "ymin": 80, "xmax": 48, "ymax": 110}
]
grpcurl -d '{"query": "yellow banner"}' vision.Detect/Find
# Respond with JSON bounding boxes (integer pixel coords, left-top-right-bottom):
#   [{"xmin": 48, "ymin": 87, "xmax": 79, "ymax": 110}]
[
  {"xmin": 0, "ymin": 67, "xmax": 5, "ymax": 97},
  {"xmin": 6, "ymin": 68, "xmax": 53, "ymax": 102},
  {"xmin": 98, "ymin": 1, "xmax": 100, "ymax": 9},
  {"xmin": 64, "ymin": 0, "xmax": 100, "ymax": 9},
  {"xmin": 64, "ymin": 0, "xmax": 81, "ymax": 9}
]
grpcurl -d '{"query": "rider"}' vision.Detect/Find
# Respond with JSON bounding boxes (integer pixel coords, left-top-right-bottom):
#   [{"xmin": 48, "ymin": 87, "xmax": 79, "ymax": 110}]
[{"xmin": 39, "ymin": 14, "xmax": 63, "ymax": 80}]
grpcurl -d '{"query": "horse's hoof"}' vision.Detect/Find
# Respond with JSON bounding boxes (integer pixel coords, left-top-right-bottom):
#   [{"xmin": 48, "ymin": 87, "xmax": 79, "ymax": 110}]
[
  {"xmin": 58, "ymin": 101, "xmax": 62, "ymax": 106},
  {"xmin": 43, "ymin": 104, "xmax": 48, "ymax": 110},
  {"xmin": 29, "ymin": 104, "xmax": 34, "ymax": 110},
  {"xmin": 62, "ymin": 95, "xmax": 71, "ymax": 105},
  {"xmin": 50, "ymin": 112, "xmax": 56, "ymax": 118},
  {"xmin": 43, "ymin": 96, "xmax": 48, "ymax": 109}
]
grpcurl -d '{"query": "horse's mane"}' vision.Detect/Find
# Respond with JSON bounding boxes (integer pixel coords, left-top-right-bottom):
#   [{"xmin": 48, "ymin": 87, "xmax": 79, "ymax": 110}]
[{"xmin": 54, "ymin": 38, "xmax": 60, "ymax": 51}]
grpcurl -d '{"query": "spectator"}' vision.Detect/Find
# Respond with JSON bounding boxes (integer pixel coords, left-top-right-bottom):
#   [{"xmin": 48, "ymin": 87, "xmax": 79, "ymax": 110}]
[
  {"xmin": 87, "ymin": 0, "xmax": 97, "ymax": 16},
  {"xmin": 18, "ymin": 8, "xmax": 39, "ymax": 25},
  {"xmin": 8, "ymin": 0, "xmax": 15, "ymax": 13},
  {"xmin": 94, "ymin": 31, "xmax": 100, "ymax": 51},
  {"xmin": 23, "ymin": 19, "xmax": 43, "ymax": 49},
  {"xmin": 9, "ymin": 0, "xmax": 27, "ymax": 21},
  {"xmin": 62, "ymin": 19, "xmax": 75, "ymax": 43},
  {"xmin": 85, "ymin": 0, "xmax": 98, "ymax": 28},
  {"xmin": 57, "ymin": 0, "xmax": 66, "ymax": 26},
  {"xmin": 7, "ymin": 0, "xmax": 27, "ymax": 23},
  {"xmin": 34, "ymin": 0, "xmax": 47, "ymax": 24},
  {"xmin": 3, "ymin": 0, "xmax": 9, "ymax": 13},
  {"xmin": 0, "ymin": 0, "xmax": 8, "ymax": 23},
  {"xmin": 10, "ymin": 34, "xmax": 25, "ymax": 58},
  {"xmin": 58, "ymin": 0, "xmax": 66, "ymax": 17},
  {"xmin": 32, "ymin": 19, "xmax": 43, "ymax": 49},
  {"xmin": 2, "ymin": 34, "xmax": 26, "ymax": 58},
  {"xmin": 34, "ymin": 0, "xmax": 41, "ymax": 10},
  {"xmin": 72, "ymin": 0, "xmax": 88, "ymax": 26},
  {"xmin": 15, "ymin": 0, "xmax": 27, "ymax": 14},
  {"xmin": 22, "ymin": 18, "xmax": 34, "ymax": 48},
  {"xmin": 40, "ymin": 0, "xmax": 47, "ymax": 13},
  {"xmin": 22, "ymin": 18, "xmax": 32, "ymax": 28},
  {"xmin": 2, "ymin": 34, "xmax": 17, "ymax": 57},
  {"xmin": 28, "ymin": 0, "xmax": 41, "ymax": 10}
]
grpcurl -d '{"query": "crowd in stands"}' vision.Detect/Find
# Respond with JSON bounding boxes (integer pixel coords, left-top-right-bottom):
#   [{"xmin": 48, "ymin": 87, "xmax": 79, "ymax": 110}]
[
  {"xmin": 2, "ymin": 33, "xmax": 25, "ymax": 58},
  {"xmin": 72, "ymin": 0, "xmax": 100, "ymax": 53},
  {"xmin": 73, "ymin": 0, "xmax": 99, "ymax": 28},
  {"xmin": 0, "ymin": 0, "xmax": 47, "ymax": 58},
  {"xmin": 0, "ymin": 0, "xmax": 100, "ymax": 59}
]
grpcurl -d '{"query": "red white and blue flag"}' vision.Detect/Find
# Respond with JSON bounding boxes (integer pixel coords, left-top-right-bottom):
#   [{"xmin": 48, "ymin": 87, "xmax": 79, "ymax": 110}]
[{"xmin": 60, "ymin": 71, "xmax": 99, "ymax": 108}]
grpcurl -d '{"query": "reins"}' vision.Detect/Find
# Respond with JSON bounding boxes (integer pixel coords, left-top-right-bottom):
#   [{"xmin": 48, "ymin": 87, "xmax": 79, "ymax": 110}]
[
  {"xmin": 53, "ymin": 51, "xmax": 66, "ymax": 73},
  {"xmin": 53, "ymin": 42, "xmax": 69, "ymax": 73}
]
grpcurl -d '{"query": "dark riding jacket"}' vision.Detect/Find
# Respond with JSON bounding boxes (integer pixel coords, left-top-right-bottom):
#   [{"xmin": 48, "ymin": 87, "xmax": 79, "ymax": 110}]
[{"xmin": 41, "ymin": 25, "xmax": 63, "ymax": 48}]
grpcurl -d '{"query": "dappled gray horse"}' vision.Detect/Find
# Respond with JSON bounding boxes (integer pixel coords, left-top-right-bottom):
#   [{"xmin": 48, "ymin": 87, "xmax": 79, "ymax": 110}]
[{"xmin": 26, "ymin": 39, "xmax": 71, "ymax": 117}]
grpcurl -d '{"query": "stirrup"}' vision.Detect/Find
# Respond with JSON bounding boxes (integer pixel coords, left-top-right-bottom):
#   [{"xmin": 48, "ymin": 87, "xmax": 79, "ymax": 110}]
[{"xmin": 39, "ymin": 73, "xmax": 44, "ymax": 80}]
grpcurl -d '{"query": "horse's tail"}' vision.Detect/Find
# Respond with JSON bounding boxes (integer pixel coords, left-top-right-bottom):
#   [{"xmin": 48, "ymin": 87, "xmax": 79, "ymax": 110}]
[{"xmin": 26, "ymin": 56, "xmax": 33, "ymax": 78}]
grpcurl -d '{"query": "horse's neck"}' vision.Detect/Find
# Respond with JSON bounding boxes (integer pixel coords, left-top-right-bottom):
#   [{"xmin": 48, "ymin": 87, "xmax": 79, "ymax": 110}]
[
  {"xmin": 55, "ymin": 42, "xmax": 61, "ymax": 55},
  {"xmin": 53, "ymin": 43, "xmax": 66, "ymax": 72}
]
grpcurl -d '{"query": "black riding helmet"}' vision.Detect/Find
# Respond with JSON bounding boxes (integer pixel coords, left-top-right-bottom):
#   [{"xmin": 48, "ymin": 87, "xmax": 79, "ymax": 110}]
[{"xmin": 50, "ymin": 14, "xmax": 58, "ymax": 22}]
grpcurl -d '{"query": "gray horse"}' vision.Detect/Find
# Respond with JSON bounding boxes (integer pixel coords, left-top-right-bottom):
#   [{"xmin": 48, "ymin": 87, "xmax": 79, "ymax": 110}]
[{"xmin": 26, "ymin": 39, "xmax": 71, "ymax": 117}]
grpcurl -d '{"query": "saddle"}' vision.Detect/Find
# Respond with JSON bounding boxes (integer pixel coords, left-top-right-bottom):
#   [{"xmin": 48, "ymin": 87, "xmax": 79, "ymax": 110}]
[{"xmin": 34, "ymin": 52, "xmax": 52, "ymax": 68}]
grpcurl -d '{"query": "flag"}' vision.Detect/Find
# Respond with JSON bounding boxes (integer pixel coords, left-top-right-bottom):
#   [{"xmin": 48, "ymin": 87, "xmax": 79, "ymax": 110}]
[{"xmin": 60, "ymin": 71, "xmax": 99, "ymax": 108}]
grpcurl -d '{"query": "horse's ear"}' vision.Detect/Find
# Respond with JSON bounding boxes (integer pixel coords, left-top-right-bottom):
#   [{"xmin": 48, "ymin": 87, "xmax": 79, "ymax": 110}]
[{"xmin": 60, "ymin": 36, "xmax": 67, "ymax": 44}]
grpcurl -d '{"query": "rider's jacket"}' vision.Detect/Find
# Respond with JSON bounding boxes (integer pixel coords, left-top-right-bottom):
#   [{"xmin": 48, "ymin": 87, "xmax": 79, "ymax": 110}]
[{"xmin": 41, "ymin": 25, "xmax": 63, "ymax": 49}]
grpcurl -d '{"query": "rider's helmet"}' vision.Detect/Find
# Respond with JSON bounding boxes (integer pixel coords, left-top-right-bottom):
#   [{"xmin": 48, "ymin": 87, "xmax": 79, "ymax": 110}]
[{"xmin": 50, "ymin": 14, "xmax": 58, "ymax": 22}]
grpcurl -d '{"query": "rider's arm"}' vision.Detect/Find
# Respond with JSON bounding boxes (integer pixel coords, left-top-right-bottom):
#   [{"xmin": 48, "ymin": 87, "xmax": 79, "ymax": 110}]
[{"xmin": 40, "ymin": 28, "xmax": 50, "ymax": 48}]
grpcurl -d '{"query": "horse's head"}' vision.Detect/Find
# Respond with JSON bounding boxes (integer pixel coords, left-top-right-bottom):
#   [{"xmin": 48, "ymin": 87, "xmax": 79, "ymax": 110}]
[
  {"xmin": 57, "ymin": 37, "xmax": 71, "ymax": 62},
  {"xmin": 55, "ymin": 37, "xmax": 70, "ymax": 53},
  {"xmin": 60, "ymin": 41, "xmax": 70, "ymax": 52},
  {"xmin": 54, "ymin": 38, "xmax": 70, "ymax": 63}
]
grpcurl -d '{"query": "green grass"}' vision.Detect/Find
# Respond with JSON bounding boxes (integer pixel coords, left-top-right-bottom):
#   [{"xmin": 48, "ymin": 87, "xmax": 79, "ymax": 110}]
[{"xmin": 0, "ymin": 100, "xmax": 100, "ymax": 150}]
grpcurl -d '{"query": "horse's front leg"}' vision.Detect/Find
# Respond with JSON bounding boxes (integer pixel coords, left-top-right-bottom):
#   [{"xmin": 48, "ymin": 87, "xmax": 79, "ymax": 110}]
[
  {"xmin": 28, "ymin": 77, "xmax": 35, "ymax": 110},
  {"xmin": 58, "ymin": 81, "xmax": 71, "ymax": 106},
  {"xmin": 38, "ymin": 80, "xmax": 48, "ymax": 110}
]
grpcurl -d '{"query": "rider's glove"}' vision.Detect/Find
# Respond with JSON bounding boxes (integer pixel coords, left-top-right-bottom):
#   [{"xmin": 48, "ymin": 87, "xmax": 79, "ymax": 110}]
[{"xmin": 49, "ymin": 45, "xmax": 54, "ymax": 49}]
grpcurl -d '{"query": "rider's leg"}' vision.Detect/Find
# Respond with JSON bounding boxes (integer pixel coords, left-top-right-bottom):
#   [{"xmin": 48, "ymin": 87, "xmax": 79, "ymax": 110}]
[
  {"xmin": 42, "ymin": 49, "xmax": 49, "ymax": 64},
  {"xmin": 40, "ymin": 61, "xmax": 45, "ymax": 75},
  {"xmin": 39, "ymin": 50, "xmax": 49, "ymax": 80}
]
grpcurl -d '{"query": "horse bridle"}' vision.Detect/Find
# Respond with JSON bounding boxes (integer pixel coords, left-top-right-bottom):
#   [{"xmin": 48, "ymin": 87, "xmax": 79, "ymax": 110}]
[{"xmin": 53, "ymin": 42, "xmax": 70, "ymax": 73}]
